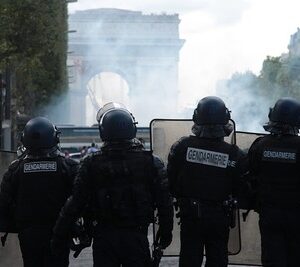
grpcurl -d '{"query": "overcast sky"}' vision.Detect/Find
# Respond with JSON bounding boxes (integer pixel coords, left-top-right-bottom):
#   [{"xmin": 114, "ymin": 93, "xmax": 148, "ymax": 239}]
[{"xmin": 68, "ymin": 0, "xmax": 300, "ymax": 108}]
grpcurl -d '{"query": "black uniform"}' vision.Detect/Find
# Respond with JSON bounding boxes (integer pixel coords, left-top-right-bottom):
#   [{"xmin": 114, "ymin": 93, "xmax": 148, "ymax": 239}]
[
  {"xmin": 168, "ymin": 135, "xmax": 245, "ymax": 267},
  {"xmin": 52, "ymin": 141, "xmax": 174, "ymax": 267},
  {"xmin": 248, "ymin": 134, "xmax": 300, "ymax": 267},
  {"xmin": 0, "ymin": 150, "xmax": 78, "ymax": 267}
]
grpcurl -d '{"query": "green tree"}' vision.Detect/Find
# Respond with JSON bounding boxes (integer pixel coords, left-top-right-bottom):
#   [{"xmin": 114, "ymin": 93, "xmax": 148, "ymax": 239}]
[
  {"xmin": 0, "ymin": 0, "xmax": 68, "ymax": 115},
  {"xmin": 257, "ymin": 56, "xmax": 283, "ymax": 102},
  {"xmin": 258, "ymin": 55, "xmax": 300, "ymax": 100},
  {"xmin": 217, "ymin": 28, "xmax": 300, "ymax": 131}
]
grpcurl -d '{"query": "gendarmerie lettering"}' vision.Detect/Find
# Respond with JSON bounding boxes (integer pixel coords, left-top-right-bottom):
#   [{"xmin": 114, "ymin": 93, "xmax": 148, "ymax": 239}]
[
  {"xmin": 24, "ymin": 162, "xmax": 57, "ymax": 173},
  {"xmin": 262, "ymin": 149, "xmax": 297, "ymax": 163},
  {"xmin": 186, "ymin": 147, "xmax": 229, "ymax": 168}
]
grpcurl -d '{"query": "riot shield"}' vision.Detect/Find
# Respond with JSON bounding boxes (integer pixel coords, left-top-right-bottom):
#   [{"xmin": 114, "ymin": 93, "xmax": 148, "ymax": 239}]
[
  {"xmin": 228, "ymin": 131, "xmax": 265, "ymax": 266},
  {"xmin": 0, "ymin": 150, "xmax": 23, "ymax": 267},
  {"xmin": 150, "ymin": 119, "xmax": 240, "ymax": 258}
]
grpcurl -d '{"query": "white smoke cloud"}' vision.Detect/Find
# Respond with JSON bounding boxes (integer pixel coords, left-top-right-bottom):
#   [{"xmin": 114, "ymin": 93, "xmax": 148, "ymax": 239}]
[
  {"xmin": 216, "ymin": 74, "xmax": 270, "ymax": 133},
  {"xmin": 43, "ymin": 0, "xmax": 300, "ymax": 131},
  {"xmin": 67, "ymin": 9, "xmax": 186, "ymax": 126},
  {"xmin": 176, "ymin": 0, "xmax": 300, "ymax": 116}
]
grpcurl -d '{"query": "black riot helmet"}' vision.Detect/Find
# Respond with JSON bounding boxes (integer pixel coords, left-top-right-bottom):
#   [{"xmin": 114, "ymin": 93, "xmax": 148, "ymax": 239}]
[
  {"xmin": 21, "ymin": 117, "xmax": 60, "ymax": 150},
  {"xmin": 96, "ymin": 102, "xmax": 137, "ymax": 142},
  {"xmin": 267, "ymin": 97, "xmax": 300, "ymax": 127},
  {"xmin": 193, "ymin": 96, "xmax": 231, "ymax": 125}
]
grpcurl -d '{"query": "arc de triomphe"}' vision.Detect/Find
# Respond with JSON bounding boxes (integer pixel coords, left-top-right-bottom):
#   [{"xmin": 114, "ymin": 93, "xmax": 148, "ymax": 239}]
[{"xmin": 67, "ymin": 8, "xmax": 184, "ymax": 126}]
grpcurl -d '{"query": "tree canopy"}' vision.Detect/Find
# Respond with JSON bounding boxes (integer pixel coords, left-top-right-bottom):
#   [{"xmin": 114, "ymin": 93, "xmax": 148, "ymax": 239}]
[
  {"xmin": 221, "ymin": 29, "xmax": 300, "ymax": 101},
  {"xmin": 0, "ymin": 0, "xmax": 68, "ymax": 115},
  {"xmin": 217, "ymin": 28, "xmax": 300, "ymax": 131}
]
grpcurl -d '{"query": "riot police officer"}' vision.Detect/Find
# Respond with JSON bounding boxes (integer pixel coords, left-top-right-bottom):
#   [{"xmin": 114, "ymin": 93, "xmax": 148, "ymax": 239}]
[
  {"xmin": 248, "ymin": 97, "xmax": 300, "ymax": 267},
  {"xmin": 0, "ymin": 117, "xmax": 78, "ymax": 267},
  {"xmin": 52, "ymin": 103, "xmax": 174, "ymax": 267},
  {"xmin": 168, "ymin": 96, "xmax": 246, "ymax": 267}
]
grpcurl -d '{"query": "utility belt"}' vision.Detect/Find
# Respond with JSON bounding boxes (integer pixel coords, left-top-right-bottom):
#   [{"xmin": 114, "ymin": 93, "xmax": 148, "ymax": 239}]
[
  {"xmin": 176, "ymin": 198, "xmax": 223, "ymax": 217},
  {"xmin": 95, "ymin": 208, "xmax": 152, "ymax": 227},
  {"xmin": 94, "ymin": 220, "xmax": 148, "ymax": 234},
  {"xmin": 175, "ymin": 197, "xmax": 238, "ymax": 228}
]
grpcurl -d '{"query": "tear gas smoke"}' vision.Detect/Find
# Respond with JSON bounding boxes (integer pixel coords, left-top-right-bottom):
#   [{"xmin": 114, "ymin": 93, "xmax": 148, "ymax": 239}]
[
  {"xmin": 216, "ymin": 72, "xmax": 270, "ymax": 133},
  {"xmin": 41, "ymin": 8, "xmax": 276, "ymax": 133},
  {"xmin": 63, "ymin": 9, "xmax": 184, "ymax": 127}
]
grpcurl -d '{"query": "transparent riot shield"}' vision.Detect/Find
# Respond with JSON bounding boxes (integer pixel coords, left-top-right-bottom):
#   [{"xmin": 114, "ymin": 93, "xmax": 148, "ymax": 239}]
[
  {"xmin": 228, "ymin": 131, "xmax": 265, "ymax": 266},
  {"xmin": 0, "ymin": 150, "xmax": 23, "ymax": 267},
  {"xmin": 150, "ymin": 119, "xmax": 240, "ymax": 258}
]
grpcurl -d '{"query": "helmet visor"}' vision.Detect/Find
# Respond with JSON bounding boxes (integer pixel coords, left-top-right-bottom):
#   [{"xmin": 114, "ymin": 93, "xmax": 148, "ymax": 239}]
[{"xmin": 96, "ymin": 102, "xmax": 127, "ymax": 122}]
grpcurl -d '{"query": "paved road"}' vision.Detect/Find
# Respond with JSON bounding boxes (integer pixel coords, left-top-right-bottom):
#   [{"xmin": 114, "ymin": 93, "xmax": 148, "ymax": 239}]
[
  {"xmin": 0, "ymin": 233, "xmax": 260, "ymax": 266},
  {"xmin": 69, "ymin": 247, "xmax": 259, "ymax": 267}
]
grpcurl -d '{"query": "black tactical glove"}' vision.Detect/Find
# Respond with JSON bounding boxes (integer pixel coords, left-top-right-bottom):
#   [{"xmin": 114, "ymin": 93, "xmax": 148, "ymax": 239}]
[
  {"xmin": 70, "ymin": 234, "xmax": 92, "ymax": 258},
  {"xmin": 156, "ymin": 228, "xmax": 172, "ymax": 249}
]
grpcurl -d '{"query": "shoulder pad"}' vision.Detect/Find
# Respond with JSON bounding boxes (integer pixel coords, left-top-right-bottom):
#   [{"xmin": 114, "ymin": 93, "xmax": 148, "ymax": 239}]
[
  {"xmin": 179, "ymin": 136, "xmax": 191, "ymax": 142},
  {"xmin": 172, "ymin": 136, "xmax": 190, "ymax": 148},
  {"xmin": 83, "ymin": 149, "xmax": 102, "ymax": 158},
  {"xmin": 8, "ymin": 159, "xmax": 21, "ymax": 170},
  {"xmin": 169, "ymin": 136, "xmax": 190, "ymax": 154},
  {"xmin": 57, "ymin": 151, "xmax": 65, "ymax": 157},
  {"xmin": 249, "ymin": 136, "xmax": 265, "ymax": 150},
  {"xmin": 55, "ymin": 152, "xmax": 65, "ymax": 159},
  {"xmin": 65, "ymin": 157, "xmax": 80, "ymax": 166},
  {"xmin": 81, "ymin": 152, "xmax": 99, "ymax": 163},
  {"xmin": 124, "ymin": 149, "xmax": 153, "ymax": 161},
  {"xmin": 152, "ymin": 154, "xmax": 165, "ymax": 168}
]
